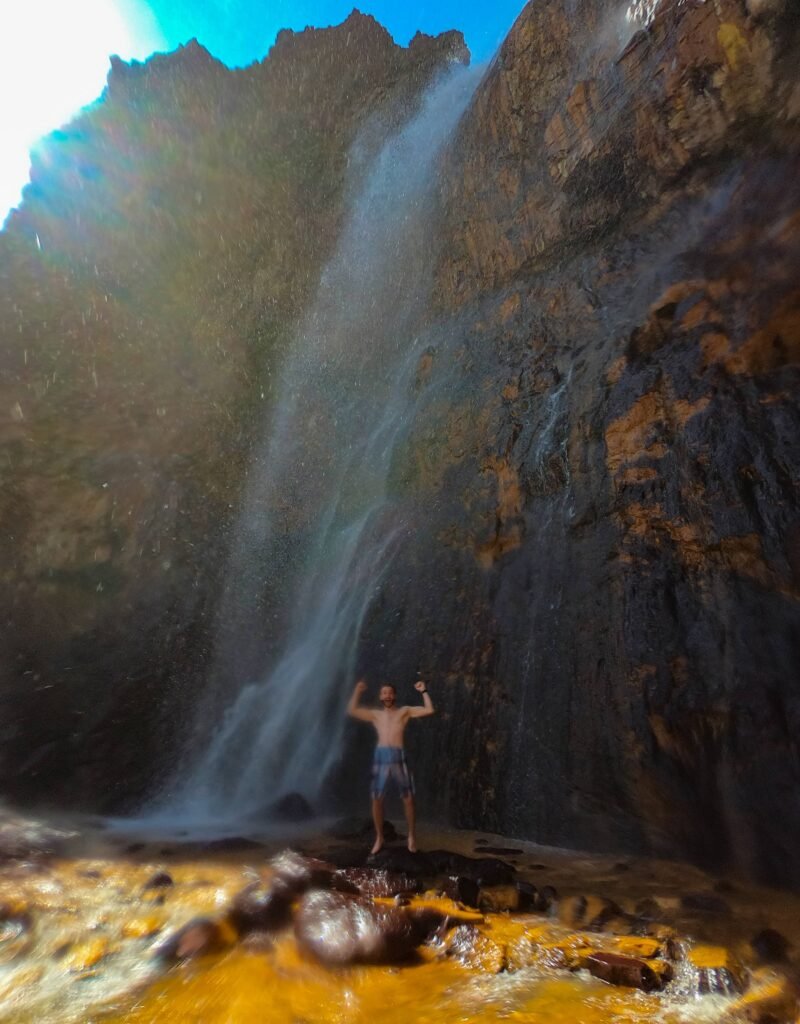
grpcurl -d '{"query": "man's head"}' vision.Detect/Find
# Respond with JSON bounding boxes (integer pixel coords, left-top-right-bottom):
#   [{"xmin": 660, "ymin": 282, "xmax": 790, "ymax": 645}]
[{"xmin": 379, "ymin": 684, "xmax": 397, "ymax": 708}]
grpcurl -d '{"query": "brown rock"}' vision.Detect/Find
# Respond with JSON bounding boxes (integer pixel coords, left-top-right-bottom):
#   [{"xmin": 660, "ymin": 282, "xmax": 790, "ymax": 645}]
[
  {"xmin": 586, "ymin": 951, "xmax": 665, "ymax": 992},
  {"xmin": 156, "ymin": 917, "xmax": 235, "ymax": 962},
  {"xmin": 478, "ymin": 885, "xmax": 520, "ymax": 913},
  {"xmin": 293, "ymin": 890, "xmax": 422, "ymax": 966},
  {"xmin": 227, "ymin": 879, "xmax": 294, "ymax": 935}
]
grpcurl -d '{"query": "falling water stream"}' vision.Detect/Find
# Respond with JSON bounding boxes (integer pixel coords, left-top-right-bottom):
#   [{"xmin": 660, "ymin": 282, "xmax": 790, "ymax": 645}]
[{"xmin": 157, "ymin": 64, "xmax": 483, "ymax": 823}]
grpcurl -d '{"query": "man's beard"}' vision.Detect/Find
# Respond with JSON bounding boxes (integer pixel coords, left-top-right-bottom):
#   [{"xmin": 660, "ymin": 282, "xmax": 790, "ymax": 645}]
[{"xmin": 381, "ymin": 698, "xmax": 395, "ymax": 707}]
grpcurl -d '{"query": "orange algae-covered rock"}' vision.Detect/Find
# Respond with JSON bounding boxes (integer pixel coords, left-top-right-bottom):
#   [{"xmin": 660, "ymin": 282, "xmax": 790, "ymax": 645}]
[
  {"xmin": 442, "ymin": 923, "xmax": 507, "ymax": 973},
  {"xmin": 604, "ymin": 936, "xmax": 662, "ymax": 959},
  {"xmin": 382, "ymin": 893, "xmax": 483, "ymax": 924},
  {"xmin": 688, "ymin": 944, "xmax": 747, "ymax": 995},
  {"xmin": 121, "ymin": 916, "xmax": 164, "ymax": 939},
  {"xmin": 478, "ymin": 885, "xmax": 520, "ymax": 913},
  {"xmin": 506, "ymin": 921, "xmax": 595, "ymax": 971},
  {"xmin": 62, "ymin": 937, "xmax": 115, "ymax": 972},
  {"xmin": 721, "ymin": 968, "xmax": 799, "ymax": 1023}
]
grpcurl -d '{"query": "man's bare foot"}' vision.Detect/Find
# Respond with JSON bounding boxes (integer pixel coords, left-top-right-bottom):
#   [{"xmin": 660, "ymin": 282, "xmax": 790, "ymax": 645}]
[
  {"xmin": 407, "ymin": 835, "xmax": 417, "ymax": 853},
  {"xmin": 371, "ymin": 836, "xmax": 384, "ymax": 855}
]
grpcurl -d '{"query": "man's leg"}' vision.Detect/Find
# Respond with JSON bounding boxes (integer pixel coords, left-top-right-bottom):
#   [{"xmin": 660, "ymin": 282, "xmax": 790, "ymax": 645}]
[
  {"xmin": 402, "ymin": 794, "xmax": 416, "ymax": 853},
  {"xmin": 371, "ymin": 797, "xmax": 385, "ymax": 855}
]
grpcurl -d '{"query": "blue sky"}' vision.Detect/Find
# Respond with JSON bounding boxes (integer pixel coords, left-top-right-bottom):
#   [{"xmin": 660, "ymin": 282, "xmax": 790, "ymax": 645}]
[
  {"xmin": 0, "ymin": 0, "xmax": 525, "ymax": 222},
  {"xmin": 147, "ymin": 1, "xmax": 526, "ymax": 66}
]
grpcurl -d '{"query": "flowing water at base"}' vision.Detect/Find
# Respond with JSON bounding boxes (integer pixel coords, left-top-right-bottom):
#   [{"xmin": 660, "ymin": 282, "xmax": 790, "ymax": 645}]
[{"xmin": 0, "ymin": 813, "xmax": 798, "ymax": 1024}]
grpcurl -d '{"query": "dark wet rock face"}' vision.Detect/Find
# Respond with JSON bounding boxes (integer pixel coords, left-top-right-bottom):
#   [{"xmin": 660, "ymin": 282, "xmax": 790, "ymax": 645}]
[
  {"xmin": 352, "ymin": 0, "xmax": 800, "ymax": 885},
  {"xmin": 294, "ymin": 890, "xmax": 422, "ymax": 966}
]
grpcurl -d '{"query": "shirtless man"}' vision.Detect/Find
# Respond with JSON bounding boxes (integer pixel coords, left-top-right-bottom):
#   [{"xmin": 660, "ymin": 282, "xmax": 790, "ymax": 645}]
[{"xmin": 347, "ymin": 678, "xmax": 434, "ymax": 854}]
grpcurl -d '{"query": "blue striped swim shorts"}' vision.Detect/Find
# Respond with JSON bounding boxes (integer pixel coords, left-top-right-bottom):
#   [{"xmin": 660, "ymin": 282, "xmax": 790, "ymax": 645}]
[{"xmin": 370, "ymin": 746, "xmax": 415, "ymax": 799}]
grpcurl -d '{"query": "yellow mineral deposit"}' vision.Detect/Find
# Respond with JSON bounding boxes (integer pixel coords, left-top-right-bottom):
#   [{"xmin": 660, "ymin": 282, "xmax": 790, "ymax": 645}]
[{"xmin": 0, "ymin": 835, "xmax": 796, "ymax": 1024}]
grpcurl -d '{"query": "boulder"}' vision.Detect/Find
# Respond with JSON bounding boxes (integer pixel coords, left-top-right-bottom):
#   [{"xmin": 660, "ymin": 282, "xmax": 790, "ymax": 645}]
[
  {"xmin": 267, "ymin": 793, "xmax": 314, "ymax": 822},
  {"xmin": 439, "ymin": 876, "xmax": 481, "ymax": 908},
  {"xmin": 294, "ymin": 890, "xmax": 422, "ymax": 966},
  {"xmin": 479, "ymin": 885, "xmax": 520, "ymax": 913},
  {"xmin": 269, "ymin": 850, "xmax": 337, "ymax": 894},
  {"xmin": 142, "ymin": 871, "xmax": 174, "ymax": 891},
  {"xmin": 227, "ymin": 879, "xmax": 294, "ymax": 935},
  {"xmin": 688, "ymin": 945, "xmax": 747, "ymax": 996},
  {"xmin": 156, "ymin": 917, "xmax": 234, "ymax": 962},
  {"xmin": 586, "ymin": 951, "xmax": 665, "ymax": 992},
  {"xmin": 750, "ymin": 929, "xmax": 792, "ymax": 965}
]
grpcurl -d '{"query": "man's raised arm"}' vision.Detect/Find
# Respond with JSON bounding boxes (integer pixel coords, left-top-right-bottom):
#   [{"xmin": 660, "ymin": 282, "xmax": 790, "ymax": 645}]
[
  {"xmin": 347, "ymin": 680, "xmax": 375, "ymax": 722},
  {"xmin": 407, "ymin": 679, "xmax": 434, "ymax": 718}
]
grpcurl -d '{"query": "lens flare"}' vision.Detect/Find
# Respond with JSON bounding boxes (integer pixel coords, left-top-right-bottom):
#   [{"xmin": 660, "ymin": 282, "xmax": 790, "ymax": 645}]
[{"xmin": 0, "ymin": 0, "xmax": 165, "ymax": 223}]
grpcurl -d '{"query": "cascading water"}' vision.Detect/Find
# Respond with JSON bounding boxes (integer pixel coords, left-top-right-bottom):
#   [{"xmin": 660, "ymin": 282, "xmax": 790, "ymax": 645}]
[{"xmin": 158, "ymin": 64, "xmax": 482, "ymax": 823}]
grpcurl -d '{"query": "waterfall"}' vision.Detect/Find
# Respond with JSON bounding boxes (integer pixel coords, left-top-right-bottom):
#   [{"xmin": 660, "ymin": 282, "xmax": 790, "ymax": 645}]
[{"xmin": 158, "ymin": 63, "xmax": 482, "ymax": 823}]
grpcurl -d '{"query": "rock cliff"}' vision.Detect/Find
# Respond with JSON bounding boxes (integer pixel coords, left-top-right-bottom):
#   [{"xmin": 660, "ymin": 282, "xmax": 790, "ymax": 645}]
[
  {"xmin": 0, "ymin": 13, "xmax": 467, "ymax": 806},
  {"xmin": 366, "ymin": 0, "xmax": 800, "ymax": 883}
]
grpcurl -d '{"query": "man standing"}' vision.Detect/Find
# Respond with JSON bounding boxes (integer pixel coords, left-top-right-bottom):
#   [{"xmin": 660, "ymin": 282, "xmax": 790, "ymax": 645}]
[{"xmin": 347, "ymin": 678, "xmax": 434, "ymax": 854}]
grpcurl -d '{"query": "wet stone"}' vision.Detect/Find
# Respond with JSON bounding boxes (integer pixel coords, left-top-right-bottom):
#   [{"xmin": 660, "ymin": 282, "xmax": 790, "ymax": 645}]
[
  {"xmin": 425, "ymin": 851, "xmax": 515, "ymax": 885},
  {"xmin": 586, "ymin": 951, "xmax": 665, "ymax": 992},
  {"xmin": 559, "ymin": 895, "xmax": 624, "ymax": 931},
  {"xmin": 515, "ymin": 881, "xmax": 539, "ymax": 912},
  {"xmin": 294, "ymin": 890, "xmax": 422, "ymax": 967},
  {"xmin": 227, "ymin": 879, "xmax": 294, "ymax": 935},
  {"xmin": 439, "ymin": 875, "xmax": 480, "ymax": 908},
  {"xmin": 688, "ymin": 945, "xmax": 746, "ymax": 996},
  {"xmin": 722, "ymin": 968, "xmax": 799, "ymax": 1024},
  {"xmin": 750, "ymin": 928, "xmax": 792, "ymax": 965},
  {"xmin": 335, "ymin": 868, "xmax": 420, "ymax": 898},
  {"xmin": 63, "ymin": 938, "xmax": 113, "ymax": 973},
  {"xmin": 121, "ymin": 917, "xmax": 163, "ymax": 939},
  {"xmin": 478, "ymin": 885, "xmax": 520, "ymax": 913},
  {"xmin": 143, "ymin": 871, "xmax": 174, "ymax": 890},
  {"xmin": 270, "ymin": 851, "xmax": 338, "ymax": 894},
  {"xmin": 157, "ymin": 917, "xmax": 234, "ymax": 962},
  {"xmin": 443, "ymin": 923, "xmax": 506, "ymax": 973}
]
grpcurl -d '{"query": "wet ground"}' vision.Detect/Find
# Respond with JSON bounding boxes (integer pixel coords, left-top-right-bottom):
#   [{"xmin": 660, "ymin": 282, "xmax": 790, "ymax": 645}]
[{"xmin": 0, "ymin": 809, "xmax": 797, "ymax": 1023}]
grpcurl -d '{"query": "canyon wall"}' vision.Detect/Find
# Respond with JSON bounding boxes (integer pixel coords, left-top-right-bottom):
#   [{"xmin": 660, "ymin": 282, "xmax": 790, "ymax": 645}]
[
  {"xmin": 362, "ymin": 0, "xmax": 800, "ymax": 883},
  {"xmin": 0, "ymin": 15, "xmax": 467, "ymax": 806}
]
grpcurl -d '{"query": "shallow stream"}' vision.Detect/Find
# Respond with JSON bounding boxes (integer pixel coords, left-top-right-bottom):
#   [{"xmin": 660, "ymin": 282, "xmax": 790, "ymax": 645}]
[{"xmin": 0, "ymin": 812, "xmax": 797, "ymax": 1023}]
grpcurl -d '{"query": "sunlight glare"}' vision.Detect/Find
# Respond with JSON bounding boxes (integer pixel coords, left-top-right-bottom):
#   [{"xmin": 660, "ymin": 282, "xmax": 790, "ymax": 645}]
[{"xmin": 0, "ymin": 0, "xmax": 165, "ymax": 224}]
